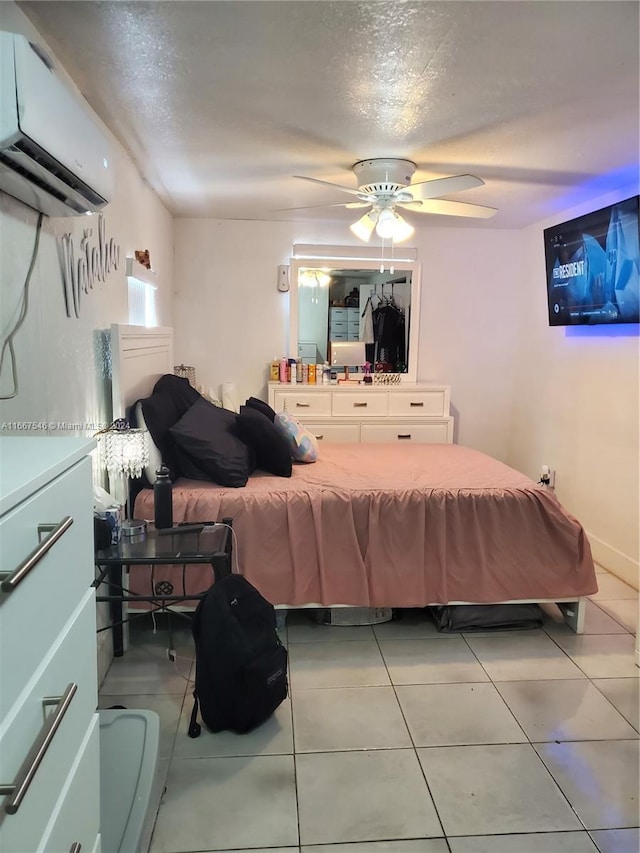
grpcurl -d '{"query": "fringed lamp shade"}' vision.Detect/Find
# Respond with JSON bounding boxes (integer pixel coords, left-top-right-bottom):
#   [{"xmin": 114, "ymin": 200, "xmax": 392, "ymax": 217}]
[
  {"xmin": 100, "ymin": 428, "xmax": 150, "ymax": 479},
  {"xmin": 174, "ymin": 364, "xmax": 196, "ymax": 386}
]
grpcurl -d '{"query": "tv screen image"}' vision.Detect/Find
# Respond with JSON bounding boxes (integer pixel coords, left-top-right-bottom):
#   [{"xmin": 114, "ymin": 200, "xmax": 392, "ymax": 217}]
[{"xmin": 543, "ymin": 195, "xmax": 639, "ymax": 326}]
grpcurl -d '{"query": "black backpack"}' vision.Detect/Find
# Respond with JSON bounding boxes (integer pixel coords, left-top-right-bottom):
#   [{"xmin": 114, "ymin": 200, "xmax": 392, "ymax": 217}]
[{"xmin": 188, "ymin": 574, "xmax": 288, "ymax": 736}]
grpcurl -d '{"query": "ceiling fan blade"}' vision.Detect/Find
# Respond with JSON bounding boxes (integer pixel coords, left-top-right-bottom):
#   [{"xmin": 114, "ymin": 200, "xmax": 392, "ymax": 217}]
[
  {"xmin": 344, "ymin": 202, "xmax": 371, "ymax": 209},
  {"xmin": 274, "ymin": 201, "xmax": 356, "ymax": 211},
  {"xmin": 398, "ymin": 198, "xmax": 497, "ymax": 218},
  {"xmin": 293, "ymin": 175, "xmax": 363, "ymax": 197},
  {"xmin": 405, "ymin": 174, "xmax": 484, "ymax": 201}
]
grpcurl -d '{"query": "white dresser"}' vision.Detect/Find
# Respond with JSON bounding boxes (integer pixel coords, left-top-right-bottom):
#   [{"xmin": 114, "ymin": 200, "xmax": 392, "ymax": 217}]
[
  {"xmin": 0, "ymin": 438, "xmax": 100, "ymax": 853},
  {"xmin": 268, "ymin": 382, "xmax": 454, "ymax": 443}
]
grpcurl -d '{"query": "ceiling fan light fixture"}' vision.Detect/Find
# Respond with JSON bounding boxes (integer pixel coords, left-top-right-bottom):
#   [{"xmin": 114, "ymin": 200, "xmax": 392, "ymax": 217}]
[
  {"xmin": 389, "ymin": 213, "xmax": 415, "ymax": 243},
  {"xmin": 349, "ymin": 211, "xmax": 377, "ymax": 242},
  {"xmin": 375, "ymin": 208, "xmax": 397, "ymax": 239},
  {"xmin": 374, "ymin": 209, "xmax": 414, "ymax": 243},
  {"xmin": 299, "ymin": 268, "xmax": 331, "ymax": 287}
]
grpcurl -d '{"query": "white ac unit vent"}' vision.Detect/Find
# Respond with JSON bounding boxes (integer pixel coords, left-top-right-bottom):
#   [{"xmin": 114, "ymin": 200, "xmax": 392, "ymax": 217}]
[{"xmin": 0, "ymin": 30, "xmax": 113, "ymax": 217}]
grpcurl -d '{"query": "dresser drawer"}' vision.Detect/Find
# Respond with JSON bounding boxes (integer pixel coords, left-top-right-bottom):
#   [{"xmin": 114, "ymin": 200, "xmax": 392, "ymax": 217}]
[
  {"xmin": 36, "ymin": 715, "xmax": 100, "ymax": 853},
  {"xmin": 361, "ymin": 421, "xmax": 453, "ymax": 443},
  {"xmin": 306, "ymin": 422, "xmax": 360, "ymax": 442},
  {"xmin": 0, "ymin": 592, "xmax": 98, "ymax": 852},
  {"xmin": 0, "ymin": 457, "xmax": 93, "ymax": 717},
  {"xmin": 332, "ymin": 391, "xmax": 388, "ymax": 417},
  {"xmin": 272, "ymin": 390, "xmax": 332, "ymax": 416},
  {"xmin": 388, "ymin": 388, "xmax": 449, "ymax": 417},
  {"xmin": 330, "ymin": 308, "xmax": 347, "ymax": 321}
]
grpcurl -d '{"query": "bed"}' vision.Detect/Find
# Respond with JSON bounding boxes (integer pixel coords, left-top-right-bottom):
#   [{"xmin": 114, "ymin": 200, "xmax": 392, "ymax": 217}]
[{"xmin": 111, "ymin": 323, "xmax": 597, "ymax": 632}]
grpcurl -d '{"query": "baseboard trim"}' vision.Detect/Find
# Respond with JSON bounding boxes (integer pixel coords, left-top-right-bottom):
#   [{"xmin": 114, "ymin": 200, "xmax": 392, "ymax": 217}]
[{"xmin": 587, "ymin": 532, "xmax": 639, "ymax": 590}]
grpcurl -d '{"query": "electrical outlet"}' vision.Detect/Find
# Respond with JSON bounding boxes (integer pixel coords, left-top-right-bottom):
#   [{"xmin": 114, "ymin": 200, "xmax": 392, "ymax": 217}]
[
  {"xmin": 277, "ymin": 264, "xmax": 290, "ymax": 292},
  {"xmin": 540, "ymin": 465, "xmax": 556, "ymax": 488},
  {"xmin": 167, "ymin": 648, "xmax": 176, "ymax": 662}
]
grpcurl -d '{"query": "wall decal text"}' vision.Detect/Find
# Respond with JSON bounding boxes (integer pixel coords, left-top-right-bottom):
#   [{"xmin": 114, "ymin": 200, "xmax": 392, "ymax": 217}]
[{"xmin": 60, "ymin": 214, "xmax": 120, "ymax": 318}]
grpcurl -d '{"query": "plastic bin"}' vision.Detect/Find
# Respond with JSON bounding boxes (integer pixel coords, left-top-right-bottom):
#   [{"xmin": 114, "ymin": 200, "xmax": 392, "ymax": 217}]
[{"xmin": 98, "ymin": 709, "xmax": 160, "ymax": 853}]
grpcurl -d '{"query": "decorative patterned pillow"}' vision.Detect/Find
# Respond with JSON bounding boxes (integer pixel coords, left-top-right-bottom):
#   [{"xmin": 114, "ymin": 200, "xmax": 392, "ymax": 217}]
[{"xmin": 274, "ymin": 412, "xmax": 318, "ymax": 463}]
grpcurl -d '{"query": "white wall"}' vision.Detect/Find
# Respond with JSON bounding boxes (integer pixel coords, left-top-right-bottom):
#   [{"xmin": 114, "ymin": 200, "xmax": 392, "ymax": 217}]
[
  {"xmin": 173, "ymin": 219, "xmax": 523, "ymax": 461},
  {"xmin": 509, "ymin": 189, "xmax": 639, "ymax": 588},
  {"xmin": 0, "ymin": 3, "xmax": 175, "ymax": 679},
  {"xmin": 0, "ymin": 4, "xmax": 174, "ymax": 434}
]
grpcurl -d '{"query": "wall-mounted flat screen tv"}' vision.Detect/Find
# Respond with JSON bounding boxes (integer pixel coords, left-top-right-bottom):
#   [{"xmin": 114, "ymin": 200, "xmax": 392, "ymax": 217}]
[{"xmin": 543, "ymin": 195, "xmax": 639, "ymax": 326}]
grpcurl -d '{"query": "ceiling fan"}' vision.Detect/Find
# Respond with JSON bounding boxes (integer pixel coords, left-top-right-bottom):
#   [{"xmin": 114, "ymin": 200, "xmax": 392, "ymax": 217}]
[{"xmin": 293, "ymin": 158, "xmax": 497, "ymax": 242}]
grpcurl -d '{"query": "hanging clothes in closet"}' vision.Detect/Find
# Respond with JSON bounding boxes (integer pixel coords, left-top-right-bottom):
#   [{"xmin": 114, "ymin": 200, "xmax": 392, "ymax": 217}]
[{"xmin": 372, "ymin": 289, "xmax": 406, "ymax": 372}]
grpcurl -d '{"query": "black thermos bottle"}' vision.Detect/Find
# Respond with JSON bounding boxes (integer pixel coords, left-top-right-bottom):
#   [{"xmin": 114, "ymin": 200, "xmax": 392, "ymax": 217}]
[{"xmin": 153, "ymin": 465, "xmax": 173, "ymax": 529}]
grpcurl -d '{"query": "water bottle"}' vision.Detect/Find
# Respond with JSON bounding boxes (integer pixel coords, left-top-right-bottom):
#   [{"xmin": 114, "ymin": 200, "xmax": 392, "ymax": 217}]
[{"xmin": 154, "ymin": 465, "xmax": 173, "ymax": 529}]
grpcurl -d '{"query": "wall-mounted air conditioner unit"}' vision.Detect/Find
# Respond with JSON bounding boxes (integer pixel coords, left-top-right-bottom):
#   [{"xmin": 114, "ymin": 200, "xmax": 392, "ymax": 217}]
[{"xmin": 0, "ymin": 30, "xmax": 113, "ymax": 217}]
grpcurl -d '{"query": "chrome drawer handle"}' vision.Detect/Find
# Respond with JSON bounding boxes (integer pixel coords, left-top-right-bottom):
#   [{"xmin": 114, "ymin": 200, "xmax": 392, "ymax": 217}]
[
  {"xmin": 397, "ymin": 434, "xmax": 412, "ymax": 440},
  {"xmin": 0, "ymin": 516, "xmax": 73, "ymax": 593},
  {"xmin": 295, "ymin": 402, "xmax": 310, "ymax": 408},
  {"xmin": 353, "ymin": 402, "xmax": 367, "ymax": 408},
  {"xmin": 409, "ymin": 402, "xmax": 424, "ymax": 407},
  {"xmin": 0, "ymin": 683, "xmax": 77, "ymax": 814},
  {"xmin": 69, "ymin": 844, "xmax": 82, "ymax": 853}
]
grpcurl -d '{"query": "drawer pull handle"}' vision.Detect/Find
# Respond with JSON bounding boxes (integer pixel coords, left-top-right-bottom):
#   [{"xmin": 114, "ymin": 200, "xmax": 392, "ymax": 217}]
[
  {"xmin": 409, "ymin": 402, "xmax": 424, "ymax": 407},
  {"xmin": 69, "ymin": 844, "xmax": 82, "ymax": 853},
  {"xmin": 295, "ymin": 402, "xmax": 310, "ymax": 408},
  {"xmin": 0, "ymin": 516, "xmax": 73, "ymax": 593},
  {"xmin": 397, "ymin": 434, "xmax": 412, "ymax": 440},
  {"xmin": 353, "ymin": 402, "xmax": 368, "ymax": 408},
  {"xmin": 315, "ymin": 434, "xmax": 324, "ymax": 440},
  {"xmin": 0, "ymin": 683, "xmax": 77, "ymax": 815}
]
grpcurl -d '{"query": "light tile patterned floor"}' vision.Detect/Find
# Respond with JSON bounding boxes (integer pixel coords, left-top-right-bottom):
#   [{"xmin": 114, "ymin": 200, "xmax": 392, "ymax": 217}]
[{"xmin": 99, "ymin": 569, "xmax": 640, "ymax": 853}]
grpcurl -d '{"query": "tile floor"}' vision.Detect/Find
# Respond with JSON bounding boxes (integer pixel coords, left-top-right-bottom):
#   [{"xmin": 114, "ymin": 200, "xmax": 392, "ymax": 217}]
[{"xmin": 99, "ymin": 567, "xmax": 639, "ymax": 853}]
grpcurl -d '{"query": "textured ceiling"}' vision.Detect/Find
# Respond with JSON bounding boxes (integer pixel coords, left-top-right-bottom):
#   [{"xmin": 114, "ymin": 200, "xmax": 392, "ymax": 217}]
[{"xmin": 19, "ymin": 1, "xmax": 640, "ymax": 228}]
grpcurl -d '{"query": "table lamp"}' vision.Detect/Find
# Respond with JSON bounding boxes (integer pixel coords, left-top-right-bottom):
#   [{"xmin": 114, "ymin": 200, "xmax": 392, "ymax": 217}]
[
  {"xmin": 330, "ymin": 341, "xmax": 367, "ymax": 384},
  {"xmin": 174, "ymin": 364, "xmax": 196, "ymax": 386},
  {"xmin": 100, "ymin": 425, "xmax": 150, "ymax": 536}
]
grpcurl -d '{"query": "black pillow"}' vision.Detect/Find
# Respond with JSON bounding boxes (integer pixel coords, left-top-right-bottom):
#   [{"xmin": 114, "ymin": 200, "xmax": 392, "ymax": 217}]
[
  {"xmin": 244, "ymin": 396, "xmax": 277, "ymax": 423},
  {"xmin": 136, "ymin": 391, "xmax": 184, "ymax": 481},
  {"xmin": 234, "ymin": 406, "xmax": 292, "ymax": 477},
  {"xmin": 130, "ymin": 375, "xmax": 203, "ymax": 482},
  {"xmin": 169, "ymin": 398, "xmax": 255, "ymax": 487},
  {"xmin": 153, "ymin": 373, "xmax": 202, "ymax": 411}
]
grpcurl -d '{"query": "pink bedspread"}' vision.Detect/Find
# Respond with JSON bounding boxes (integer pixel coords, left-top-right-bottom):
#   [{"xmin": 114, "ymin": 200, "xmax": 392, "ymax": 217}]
[{"xmin": 134, "ymin": 443, "xmax": 597, "ymax": 607}]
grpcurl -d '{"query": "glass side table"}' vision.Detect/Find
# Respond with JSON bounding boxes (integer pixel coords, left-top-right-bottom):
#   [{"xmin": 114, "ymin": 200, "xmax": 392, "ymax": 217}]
[{"xmin": 94, "ymin": 522, "xmax": 232, "ymax": 656}]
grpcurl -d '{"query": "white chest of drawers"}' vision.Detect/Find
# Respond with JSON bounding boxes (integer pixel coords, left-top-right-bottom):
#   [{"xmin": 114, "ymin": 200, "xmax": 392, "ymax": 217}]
[
  {"xmin": 0, "ymin": 437, "xmax": 100, "ymax": 853},
  {"xmin": 268, "ymin": 382, "xmax": 454, "ymax": 444},
  {"xmin": 329, "ymin": 307, "xmax": 360, "ymax": 341}
]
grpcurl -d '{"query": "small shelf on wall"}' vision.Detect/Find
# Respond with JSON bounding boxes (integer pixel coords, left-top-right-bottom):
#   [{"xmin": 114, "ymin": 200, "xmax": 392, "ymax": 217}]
[{"xmin": 125, "ymin": 257, "xmax": 157, "ymax": 288}]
